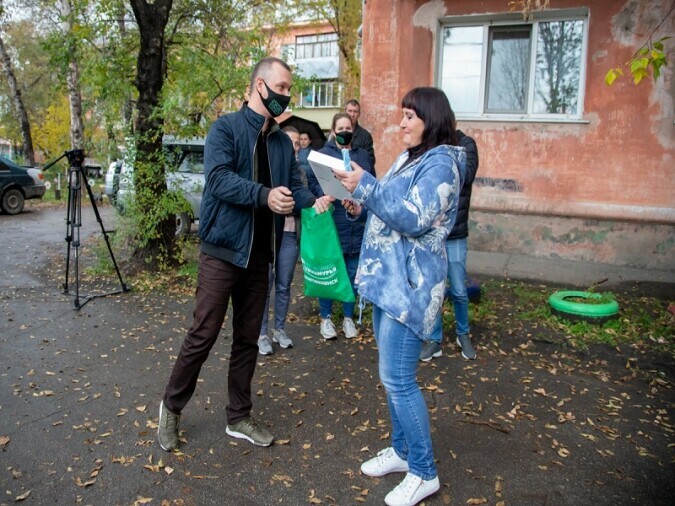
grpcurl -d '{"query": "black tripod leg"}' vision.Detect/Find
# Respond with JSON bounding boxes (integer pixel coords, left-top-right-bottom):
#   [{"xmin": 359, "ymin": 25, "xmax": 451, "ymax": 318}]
[
  {"xmin": 73, "ymin": 168, "xmax": 82, "ymax": 309},
  {"xmin": 80, "ymin": 167, "xmax": 129, "ymax": 293},
  {"xmin": 63, "ymin": 167, "xmax": 77, "ymax": 293}
]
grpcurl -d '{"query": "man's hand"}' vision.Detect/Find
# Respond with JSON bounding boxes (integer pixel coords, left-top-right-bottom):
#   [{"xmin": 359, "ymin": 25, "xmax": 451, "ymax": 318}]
[
  {"xmin": 268, "ymin": 186, "xmax": 295, "ymax": 214},
  {"xmin": 333, "ymin": 161, "xmax": 364, "ymax": 193},
  {"xmin": 313, "ymin": 195, "xmax": 334, "ymax": 214}
]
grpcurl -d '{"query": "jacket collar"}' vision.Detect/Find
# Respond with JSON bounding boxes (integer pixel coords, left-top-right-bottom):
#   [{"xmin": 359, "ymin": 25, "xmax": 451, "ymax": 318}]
[{"xmin": 241, "ymin": 103, "xmax": 280, "ymax": 135}]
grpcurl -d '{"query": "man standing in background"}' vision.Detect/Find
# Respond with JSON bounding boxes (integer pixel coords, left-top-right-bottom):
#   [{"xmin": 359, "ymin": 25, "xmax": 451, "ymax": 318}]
[{"xmin": 344, "ymin": 99, "xmax": 375, "ymax": 169}]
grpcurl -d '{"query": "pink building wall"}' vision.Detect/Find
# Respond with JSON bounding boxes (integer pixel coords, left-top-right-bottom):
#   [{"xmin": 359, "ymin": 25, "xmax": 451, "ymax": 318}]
[{"xmin": 359, "ymin": 0, "xmax": 674, "ymax": 269}]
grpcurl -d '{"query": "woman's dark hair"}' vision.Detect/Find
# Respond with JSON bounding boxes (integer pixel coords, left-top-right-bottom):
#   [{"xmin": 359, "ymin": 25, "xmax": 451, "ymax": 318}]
[{"xmin": 401, "ymin": 87, "xmax": 457, "ymax": 152}]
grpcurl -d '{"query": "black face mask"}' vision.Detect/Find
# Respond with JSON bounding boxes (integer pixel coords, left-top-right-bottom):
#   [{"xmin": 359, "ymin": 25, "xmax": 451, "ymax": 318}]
[
  {"xmin": 258, "ymin": 80, "xmax": 290, "ymax": 118},
  {"xmin": 335, "ymin": 131, "xmax": 353, "ymax": 146}
]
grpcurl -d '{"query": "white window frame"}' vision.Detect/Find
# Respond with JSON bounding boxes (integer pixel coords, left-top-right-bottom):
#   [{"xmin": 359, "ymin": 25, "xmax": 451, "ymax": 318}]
[
  {"xmin": 437, "ymin": 8, "xmax": 589, "ymax": 123},
  {"xmin": 295, "ymin": 32, "xmax": 339, "ymax": 60},
  {"xmin": 297, "ymin": 81, "xmax": 344, "ymax": 109}
]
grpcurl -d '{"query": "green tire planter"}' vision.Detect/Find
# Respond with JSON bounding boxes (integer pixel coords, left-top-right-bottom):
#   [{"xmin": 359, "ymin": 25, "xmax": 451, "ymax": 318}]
[{"xmin": 548, "ymin": 290, "xmax": 619, "ymax": 324}]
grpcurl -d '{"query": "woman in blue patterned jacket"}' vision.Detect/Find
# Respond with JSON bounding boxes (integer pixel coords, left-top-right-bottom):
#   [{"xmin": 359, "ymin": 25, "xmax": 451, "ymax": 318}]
[{"xmin": 335, "ymin": 87, "xmax": 465, "ymax": 506}]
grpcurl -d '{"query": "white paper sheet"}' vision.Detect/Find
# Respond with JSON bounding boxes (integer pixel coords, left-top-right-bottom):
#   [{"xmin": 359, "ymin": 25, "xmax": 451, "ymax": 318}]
[{"xmin": 307, "ymin": 150, "xmax": 353, "ymax": 201}]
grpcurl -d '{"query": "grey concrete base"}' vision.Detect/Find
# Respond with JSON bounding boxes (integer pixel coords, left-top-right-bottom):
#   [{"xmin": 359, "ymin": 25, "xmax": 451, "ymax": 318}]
[{"xmin": 469, "ymin": 250, "xmax": 675, "ymax": 296}]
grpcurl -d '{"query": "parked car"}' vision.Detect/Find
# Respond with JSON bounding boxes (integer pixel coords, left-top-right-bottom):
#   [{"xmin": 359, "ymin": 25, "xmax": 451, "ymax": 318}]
[
  {"xmin": 0, "ymin": 155, "xmax": 46, "ymax": 215},
  {"xmin": 104, "ymin": 160, "xmax": 122, "ymax": 205},
  {"xmin": 114, "ymin": 138, "xmax": 205, "ymax": 235}
]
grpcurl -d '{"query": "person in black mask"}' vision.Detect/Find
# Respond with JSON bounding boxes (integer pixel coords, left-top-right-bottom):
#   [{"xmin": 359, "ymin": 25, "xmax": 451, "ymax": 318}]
[
  {"xmin": 157, "ymin": 57, "xmax": 333, "ymax": 451},
  {"xmin": 306, "ymin": 112, "xmax": 375, "ymax": 341}
]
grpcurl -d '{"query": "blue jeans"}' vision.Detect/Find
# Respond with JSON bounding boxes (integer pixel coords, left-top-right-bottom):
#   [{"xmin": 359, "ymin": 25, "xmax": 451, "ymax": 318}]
[
  {"xmin": 261, "ymin": 232, "xmax": 299, "ymax": 335},
  {"xmin": 429, "ymin": 238, "xmax": 469, "ymax": 342},
  {"xmin": 373, "ymin": 306, "xmax": 437, "ymax": 480},
  {"xmin": 319, "ymin": 253, "xmax": 359, "ymax": 319}
]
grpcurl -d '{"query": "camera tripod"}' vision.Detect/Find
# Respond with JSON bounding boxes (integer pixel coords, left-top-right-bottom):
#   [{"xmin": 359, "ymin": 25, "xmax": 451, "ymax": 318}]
[{"xmin": 45, "ymin": 149, "xmax": 129, "ymax": 309}]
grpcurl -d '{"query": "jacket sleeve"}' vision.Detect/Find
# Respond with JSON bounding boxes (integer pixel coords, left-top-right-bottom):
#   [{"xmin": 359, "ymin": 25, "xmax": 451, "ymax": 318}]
[
  {"xmin": 352, "ymin": 153, "xmax": 459, "ymax": 238},
  {"xmin": 289, "ymin": 155, "xmax": 317, "ymax": 212},
  {"xmin": 459, "ymin": 134, "xmax": 479, "ymax": 187},
  {"xmin": 204, "ymin": 118, "xmax": 265, "ymax": 207},
  {"xmin": 304, "ymin": 162, "xmax": 325, "ymax": 198}
]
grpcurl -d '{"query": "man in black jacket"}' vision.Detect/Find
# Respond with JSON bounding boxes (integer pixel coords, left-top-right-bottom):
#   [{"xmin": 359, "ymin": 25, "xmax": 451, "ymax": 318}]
[
  {"xmin": 345, "ymin": 99, "xmax": 375, "ymax": 168},
  {"xmin": 158, "ymin": 57, "xmax": 332, "ymax": 451},
  {"xmin": 420, "ymin": 128, "xmax": 479, "ymax": 361}
]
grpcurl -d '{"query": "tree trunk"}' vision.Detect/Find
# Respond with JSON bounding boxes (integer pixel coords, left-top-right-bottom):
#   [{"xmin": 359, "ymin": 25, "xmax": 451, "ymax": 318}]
[
  {"xmin": 116, "ymin": 7, "xmax": 134, "ymax": 133},
  {"xmin": 328, "ymin": 0, "xmax": 362, "ymax": 100},
  {"xmin": 129, "ymin": 0, "xmax": 176, "ymax": 269},
  {"xmin": 58, "ymin": 0, "xmax": 85, "ymax": 150},
  {"xmin": 0, "ymin": 33, "xmax": 35, "ymax": 165}
]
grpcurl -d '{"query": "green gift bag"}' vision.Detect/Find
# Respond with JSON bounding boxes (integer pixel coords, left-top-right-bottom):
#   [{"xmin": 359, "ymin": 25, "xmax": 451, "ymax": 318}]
[{"xmin": 300, "ymin": 206, "xmax": 356, "ymax": 303}]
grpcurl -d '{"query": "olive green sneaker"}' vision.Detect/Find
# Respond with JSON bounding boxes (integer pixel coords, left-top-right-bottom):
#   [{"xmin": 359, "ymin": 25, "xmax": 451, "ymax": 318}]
[
  {"xmin": 226, "ymin": 417, "xmax": 274, "ymax": 447},
  {"xmin": 158, "ymin": 401, "xmax": 180, "ymax": 451}
]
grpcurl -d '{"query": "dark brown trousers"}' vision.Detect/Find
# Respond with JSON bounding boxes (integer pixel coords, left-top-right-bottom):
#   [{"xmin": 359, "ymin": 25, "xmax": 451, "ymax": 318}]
[{"xmin": 163, "ymin": 252, "xmax": 268, "ymax": 424}]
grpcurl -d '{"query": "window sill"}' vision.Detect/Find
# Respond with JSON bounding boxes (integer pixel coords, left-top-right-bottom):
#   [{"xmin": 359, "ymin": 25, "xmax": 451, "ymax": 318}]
[{"xmin": 457, "ymin": 116, "xmax": 590, "ymax": 124}]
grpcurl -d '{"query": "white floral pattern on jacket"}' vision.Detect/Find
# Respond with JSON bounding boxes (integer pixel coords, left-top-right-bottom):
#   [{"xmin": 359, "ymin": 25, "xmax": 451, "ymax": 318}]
[{"xmin": 352, "ymin": 144, "xmax": 465, "ymax": 340}]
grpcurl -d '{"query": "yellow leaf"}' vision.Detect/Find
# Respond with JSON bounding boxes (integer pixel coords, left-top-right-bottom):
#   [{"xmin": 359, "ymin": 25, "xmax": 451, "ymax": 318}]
[
  {"xmin": 136, "ymin": 405, "xmax": 147, "ymax": 413},
  {"xmin": 557, "ymin": 448, "xmax": 570, "ymax": 457},
  {"xmin": 0, "ymin": 435, "xmax": 9, "ymax": 446},
  {"xmin": 276, "ymin": 439, "xmax": 291, "ymax": 445},
  {"xmin": 15, "ymin": 490, "xmax": 31, "ymax": 501},
  {"xmin": 467, "ymin": 498, "xmax": 487, "ymax": 505}
]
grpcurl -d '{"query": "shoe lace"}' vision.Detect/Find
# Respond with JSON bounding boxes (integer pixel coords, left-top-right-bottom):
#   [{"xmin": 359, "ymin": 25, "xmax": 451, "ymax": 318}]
[
  {"xmin": 377, "ymin": 447, "xmax": 395, "ymax": 464},
  {"xmin": 399, "ymin": 474, "xmax": 422, "ymax": 499},
  {"xmin": 162, "ymin": 408, "xmax": 179, "ymax": 431}
]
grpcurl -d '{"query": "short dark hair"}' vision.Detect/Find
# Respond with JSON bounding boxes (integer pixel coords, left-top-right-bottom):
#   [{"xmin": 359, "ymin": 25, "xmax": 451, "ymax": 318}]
[
  {"xmin": 401, "ymin": 87, "xmax": 457, "ymax": 151},
  {"xmin": 331, "ymin": 112, "xmax": 352, "ymax": 131},
  {"xmin": 250, "ymin": 57, "xmax": 291, "ymax": 89},
  {"xmin": 299, "ymin": 131, "xmax": 311, "ymax": 138},
  {"xmin": 345, "ymin": 99, "xmax": 360, "ymax": 109}
]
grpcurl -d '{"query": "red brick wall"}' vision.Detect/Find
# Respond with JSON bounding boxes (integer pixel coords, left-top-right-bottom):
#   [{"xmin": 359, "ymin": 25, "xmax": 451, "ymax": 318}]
[{"xmin": 360, "ymin": 0, "xmax": 675, "ymax": 227}]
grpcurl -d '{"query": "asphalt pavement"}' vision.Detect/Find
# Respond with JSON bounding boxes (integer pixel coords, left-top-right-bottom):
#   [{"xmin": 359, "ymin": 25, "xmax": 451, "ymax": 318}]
[{"xmin": 1, "ymin": 204, "xmax": 673, "ymax": 506}]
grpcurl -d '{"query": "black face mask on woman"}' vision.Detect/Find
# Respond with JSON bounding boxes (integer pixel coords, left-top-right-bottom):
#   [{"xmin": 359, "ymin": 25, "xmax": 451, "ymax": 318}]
[
  {"xmin": 258, "ymin": 80, "xmax": 290, "ymax": 118},
  {"xmin": 335, "ymin": 131, "xmax": 353, "ymax": 146}
]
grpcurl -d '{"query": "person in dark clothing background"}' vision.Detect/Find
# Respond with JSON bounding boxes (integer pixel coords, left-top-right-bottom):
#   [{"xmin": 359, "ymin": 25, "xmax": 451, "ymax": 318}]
[
  {"xmin": 345, "ymin": 99, "xmax": 376, "ymax": 169},
  {"xmin": 420, "ymin": 121, "xmax": 480, "ymax": 362},
  {"xmin": 306, "ymin": 112, "xmax": 375, "ymax": 340},
  {"xmin": 157, "ymin": 57, "xmax": 332, "ymax": 451}
]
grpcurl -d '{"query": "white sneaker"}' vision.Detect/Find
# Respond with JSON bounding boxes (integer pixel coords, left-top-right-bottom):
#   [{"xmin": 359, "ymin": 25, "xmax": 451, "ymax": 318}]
[
  {"xmin": 384, "ymin": 473, "xmax": 440, "ymax": 506},
  {"xmin": 320, "ymin": 318, "xmax": 337, "ymax": 340},
  {"xmin": 257, "ymin": 335, "xmax": 274, "ymax": 355},
  {"xmin": 272, "ymin": 329, "xmax": 293, "ymax": 349},
  {"xmin": 342, "ymin": 317, "xmax": 358, "ymax": 339},
  {"xmin": 360, "ymin": 447, "xmax": 409, "ymax": 477}
]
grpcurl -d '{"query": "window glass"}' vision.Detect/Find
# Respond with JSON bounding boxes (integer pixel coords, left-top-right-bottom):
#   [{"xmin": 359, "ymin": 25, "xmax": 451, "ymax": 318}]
[
  {"xmin": 486, "ymin": 27, "xmax": 531, "ymax": 113},
  {"xmin": 439, "ymin": 14, "xmax": 586, "ymax": 120},
  {"xmin": 178, "ymin": 152, "xmax": 204, "ymax": 174},
  {"xmin": 533, "ymin": 20, "xmax": 583, "ymax": 114},
  {"xmin": 440, "ymin": 26, "xmax": 483, "ymax": 114}
]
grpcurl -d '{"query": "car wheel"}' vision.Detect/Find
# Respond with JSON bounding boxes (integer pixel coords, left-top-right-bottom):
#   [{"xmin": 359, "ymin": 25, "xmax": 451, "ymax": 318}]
[
  {"xmin": 548, "ymin": 290, "xmax": 619, "ymax": 324},
  {"xmin": 176, "ymin": 212, "xmax": 192, "ymax": 236},
  {"xmin": 1, "ymin": 188, "xmax": 25, "ymax": 215}
]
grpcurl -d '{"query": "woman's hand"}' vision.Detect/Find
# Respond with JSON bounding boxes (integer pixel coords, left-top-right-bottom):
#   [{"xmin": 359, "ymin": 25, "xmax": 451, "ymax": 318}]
[
  {"xmin": 343, "ymin": 199, "xmax": 362, "ymax": 216},
  {"xmin": 333, "ymin": 161, "xmax": 364, "ymax": 193},
  {"xmin": 313, "ymin": 195, "xmax": 334, "ymax": 214}
]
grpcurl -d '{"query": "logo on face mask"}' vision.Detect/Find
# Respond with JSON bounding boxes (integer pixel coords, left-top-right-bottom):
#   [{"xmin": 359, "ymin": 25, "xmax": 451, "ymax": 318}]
[
  {"xmin": 259, "ymin": 80, "xmax": 290, "ymax": 118},
  {"xmin": 335, "ymin": 131, "xmax": 353, "ymax": 146}
]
